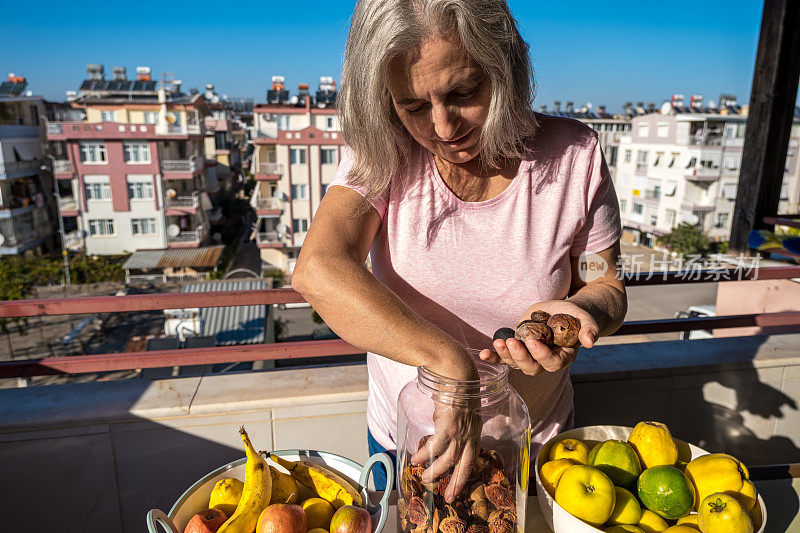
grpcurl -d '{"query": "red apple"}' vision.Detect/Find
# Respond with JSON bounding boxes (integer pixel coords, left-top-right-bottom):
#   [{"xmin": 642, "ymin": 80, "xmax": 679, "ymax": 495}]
[
  {"xmin": 330, "ymin": 505, "xmax": 371, "ymax": 533},
  {"xmin": 184, "ymin": 508, "xmax": 227, "ymax": 533},
  {"xmin": 256, "ymin": 503, "xmax": 306, "ymax": 533}
]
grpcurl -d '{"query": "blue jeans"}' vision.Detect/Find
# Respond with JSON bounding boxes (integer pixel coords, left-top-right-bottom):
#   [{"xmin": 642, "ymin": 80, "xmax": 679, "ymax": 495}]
[{"xmin": 367, "ymin": 429, "xmax": 396, "ymax": 491}]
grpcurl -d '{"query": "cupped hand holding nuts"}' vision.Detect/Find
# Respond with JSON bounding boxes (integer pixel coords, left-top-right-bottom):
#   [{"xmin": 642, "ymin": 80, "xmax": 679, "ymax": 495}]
[{"xmin": 480, "ymin": 304, "xmax": 596, "ymax": 375}]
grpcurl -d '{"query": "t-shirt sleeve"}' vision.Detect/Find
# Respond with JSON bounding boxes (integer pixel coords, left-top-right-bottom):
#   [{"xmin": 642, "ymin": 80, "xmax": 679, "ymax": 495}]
[
  {"xmin": 570, "ymin": 138, "xmax": 622, "ymax": 256},
  {"xmin": 328, "ymin": 147, "xmax": 388, "ymax": 218}
]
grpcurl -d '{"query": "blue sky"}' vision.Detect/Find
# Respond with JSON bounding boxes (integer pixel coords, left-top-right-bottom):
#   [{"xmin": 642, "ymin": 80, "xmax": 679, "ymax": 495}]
[{"xmin": 1, "ymin": 0, "xmax": 771, "ymax": 111}]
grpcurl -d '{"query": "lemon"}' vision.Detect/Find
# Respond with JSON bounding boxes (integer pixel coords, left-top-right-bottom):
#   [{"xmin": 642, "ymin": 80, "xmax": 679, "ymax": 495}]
[
  {"xmin": 549, "ymin": 438, "xmax": 589, "ymax": 464},
  {"xmin": 208, "ymin": 477, "xmax": 244, "ymax": 517},
  {"xmin": 637, "ymin": 465, "xmax": 695, "ymax": 520},
  {"xmin": 554, "ymin": 465, "xmax": 616, "ymax": 526},
  {"xmin": 637, "ymin": 509, "xmax": 669, "ymax": 532},
  {"xmin": 606, "ymin": 526, "xmax": 644, "ymax": 533},
  {"xmin": 698, "ymin": 493, "xmax": 754, "ymax": 533},
  {"xmin": 588, "ymin": 439, "xmax": 642, "ymax": 490},
  {"xmin": 539, "ymin": 458, "xmax": 577, "ymax": 496},
  {"xmin": 663, "ymin": 526, "xmax": 700, "ymax": 532},
  {"xmin": 302, "ymin": 497, "xmax": 336, "ymax": 530},
  {"xmin": 608, "ymin": 487, "xmax": 643, "ymax": 525}
]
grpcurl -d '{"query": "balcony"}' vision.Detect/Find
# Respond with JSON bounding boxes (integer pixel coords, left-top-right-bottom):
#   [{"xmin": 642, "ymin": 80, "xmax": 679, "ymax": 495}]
[
  {"xmin": 689, "ymin": 136, "xmax": 723, "ymax": 147},
  {"xmin": 58, "ymin": 196, "xmax": 79, "ymax": 215},
  {"xmin": 256, "ymin": 230, "xmax": 285, "ymax": 248},
  {"xmin": 680, "ymin": 198, "xmax": 716, "ymax": 212},
  {"xmin": 634, "ymin": 162, "xmax": 648, "ymax": 176},
  {"xmin": 251, "ymin": 197, "xmax": 284, "ymax": 214},
  {"xmin": 685, "ymin": 167, "xmax": 721, "ymax": 183},
  {"xmin": 643, "ymin": 189, "xmax": 661, "ymax": 202},
  {"xmin": 165, "ymin": 191, "xmax": 201, "ymax": 213},
  {"xmin": 64, "ymin": 229, "xmax": 84, "ymax": 251},
  {"xmin": 0, "ymin": 159, "xmax": 41, "ymax": 178},
  {"xmin": 167, "ymin": 224, "xmax": 209, "ymax": 247},
  {"xmin": 161, "ymin": 156, "xmax": 203, "ymax": 179},
  {"xmin": 0, "ymin": 205, "xmax": 52, "ymax": 254},
  {"xmin": 46, "ymin": 120, "xmax": 203, "ymax": 141},
  {"xmin": 52, "ymin": 160, "xmax": 72, "ymax": 177},
  {"xmin": 253, "ymin": 163, "xmax": 283, "ymax": 180}
]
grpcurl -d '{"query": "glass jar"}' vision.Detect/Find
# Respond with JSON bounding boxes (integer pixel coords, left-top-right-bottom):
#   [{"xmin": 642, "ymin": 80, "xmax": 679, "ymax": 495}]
[{"xmin": 396, "ymin": 361, "xmax": 531, "ymax": 533}]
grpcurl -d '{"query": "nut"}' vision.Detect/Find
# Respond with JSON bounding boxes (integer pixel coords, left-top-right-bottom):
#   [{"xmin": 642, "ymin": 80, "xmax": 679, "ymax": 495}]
[
  {"xmin": 529, "ymin": 310, "xmax": 551, "ymax": 323},
  {"xmin": 482, "ymin": 464, "xmax": 510, "ymax": 487},
  {"xmin": 418, "ymin": 434, "xmax": 432, "ymax": 450},
  {"xmin": 467, "ymin": 483, "xmax": 486, "ymax": 502},
  {"xmin": 492, "ymin": 327, "xmax": 516, "ymax": 342},
  {"xmin": 408, "ymin": 496, "xmax": 430, "ymax": 526},
  {"xmin": 440, "ymin": 516, "xmax": 468, "ymax": 533},
  {"xmin": 469, "ymin": 499, "xmax": 491, "ymax": 521},
  {"xmin": 402, "ymin": 466, "xmax": 423, "ymax": 499},
  {"xmin": 515, "ymin": 320, "xmax": 553, "ymax": 345},
  {"xmin": 547, "ymin": 313, "xmax": 581, "ymax": 347},
  {"xmin": 485, "ymin": 484, "xmax": 515, "ymax": 510},
  {"xmin": 487, "ymin": 449, "xmax": 505, "ymax": 469},
  {"xmin": 467, "ymin": 525, "xmax": 490, "ymax": 533},
  {"xmin": 488, "ymin": 518, "xmax": 514, "ymax": 533},
  {"xmin": 436, "ymin": 470, "xmax": 453, "ymax": 496}
]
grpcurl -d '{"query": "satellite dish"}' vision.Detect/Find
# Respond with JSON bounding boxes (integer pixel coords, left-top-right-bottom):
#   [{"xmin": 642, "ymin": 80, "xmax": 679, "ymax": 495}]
[
  {"xmin": 0, "ymin": 234, "xmax": 5, "ymax": 246},
  {"xmin": 167, "ymin": 224, "xmax": 181, "ymax": 237},
  {"xmin": 290, "ymin": 95, "xmax": 299, "ymax": 105},
  {"xmin": 680, "ymin": 213, "xmax": 700, "ymax": 225},
  {"xmin": 166, "ymin": 112, "xmax": 178, "ymax": 125},
  {"xmin": 212, "ymin": 232, "xmax": 222, "ymax": 242},
  {"xmin": 165, "ymin": 188, "xmax": 177, "ymax": 199},
  {"xmin": 276, "ymin": 223, "xmax": 289, "ymax": 234}
]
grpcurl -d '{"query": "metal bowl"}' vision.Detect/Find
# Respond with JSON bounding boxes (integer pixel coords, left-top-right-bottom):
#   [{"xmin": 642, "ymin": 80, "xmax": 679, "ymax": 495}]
[
  {"xmin": 147, "ymin": 449, "xmax": 393, "ymax": 533},
  {"xmin": 534, "ymin": 425, "xmax": 766, "ymax": 533}
]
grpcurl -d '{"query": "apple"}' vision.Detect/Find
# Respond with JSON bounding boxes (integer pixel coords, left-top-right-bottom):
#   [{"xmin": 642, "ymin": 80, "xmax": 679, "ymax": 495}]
[
  {"xmin": 185, "ymin": 508, "xmax": 227, "ymax": 533},
  {"xmin": 330, "ymin": 505, "xmax": 371, "ymax": 533},
  {"xmin": 256, "ymin": 503, "xmax": 306, "ymax": 533}
]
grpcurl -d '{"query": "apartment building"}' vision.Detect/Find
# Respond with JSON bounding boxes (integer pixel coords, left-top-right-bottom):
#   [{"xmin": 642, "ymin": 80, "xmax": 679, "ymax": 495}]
[
  {"xmin": 614, "ymin": 95, "xmax": 800, "ymax": 245},
  {"xmin": 46, "ymin": 65, "xmax": 215, "ymax": 256},
  {"xmin": 202, "ymin": 84, "xmax": 245, "ymax": 193},
  {"xmin": 0, "ymin": 75, "xmax": 67, "ymax": 255},
  {"xmin": 250, "ymin": 77, "xmax": 341, "ymax": 273}
]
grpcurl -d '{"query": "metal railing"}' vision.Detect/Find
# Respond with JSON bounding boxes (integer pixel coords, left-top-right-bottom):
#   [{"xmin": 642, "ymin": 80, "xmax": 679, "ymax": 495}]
[
  {"xmin": 161, "ymin": 157, "xmax": 200, "ymax": 173},
  {"xmin": 53, "ymin": 160, "xmax": 72, "ymax": 174},
  {"xmin": 64, "ymin": 230, "xmax": 83, "ymax": 249},
  {"xmin": 256, "ymin": 231, "xmax": 284, "ymax": 245},
  {"xmin": 686, "ymin": 168, "xmax": 721, "ymax": 182},
  {"xmin": 0, "ymin": 266, "xmax": 799, "ymax": 378},
  {"xmin": 167, "ymin": 224, "xmax": 208, "ymax": 243},
  {"xmin": 58, "ymin": 196, "xmax": 78, "ymax": 211},
  {"xmin": 253, "ymin": 197, "xmax": 284, "ymax": 211},
  {"xmin": 254, "ymin": 163, "xmax": 284, "ymax": 176},
  {"xmin": 165, "ymin": 192, "xmax": 200, "ymax": 209},
  {"xmin": 0, "ymin": 160, "xmax": 41, "ymax": 175},
  {"xmin": 46, "ymin": 123, "xmax": 63, "ymax": 135},
  {"xmin": 635, "ymin": 162, "xmax": 648, "ymax": 174}
]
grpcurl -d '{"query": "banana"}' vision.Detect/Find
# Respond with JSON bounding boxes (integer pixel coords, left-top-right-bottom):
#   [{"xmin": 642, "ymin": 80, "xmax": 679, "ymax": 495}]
[
  {"xmin": 217, "ymin": 427, "xmax": 272, "ymax": 533},
  {"xmin": 269, "ymin": 454, "xmax": 363, "ymax": 509}
]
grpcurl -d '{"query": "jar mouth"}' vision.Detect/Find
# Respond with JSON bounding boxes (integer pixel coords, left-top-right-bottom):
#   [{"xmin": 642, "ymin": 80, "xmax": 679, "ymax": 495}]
[{"xmin": 417, "ymin": 361, "xmax": 509, "ymax": 400}]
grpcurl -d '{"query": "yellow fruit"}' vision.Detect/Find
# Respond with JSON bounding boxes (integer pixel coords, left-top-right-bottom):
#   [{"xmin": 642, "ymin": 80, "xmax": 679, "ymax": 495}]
[
  {"xmin": 606, "ymin": 526, "xmax": 644, "ymax": 533},
  {"xmin": 270, "ymin": 455, "xmax": 362, "ymax": 509},
  {"xmin": 663, "ymin": 526, "xmax": 699, "ymax": 532},
  {"xmin": 302, "ymin": 497, "xmax": 336, "ymax": 530},
  {"xmin": 270, "ymin": 466, "xmax": 299, "ymax": 504},
  {"xmin": 698, "ymin": 493, "xmax": 754, "ymax": 533},
  {"xmin": 727, "ymin": 478, "xmax": 758, "ymax": 511},
  {"xmin": 627, "ymin": 422, "xmax": 678, "ymax": 469},
  {"xmin": 307, "ymin": 529, "xmax": 329, "ymax": 533},
  {"xmin": 549, "ymin": 438, "xmax": 590, "ymax": 464},
  {"xmin": 637, "ymin": 509, "xmax": 669, "ymax": 532},
  {"xmin": 554, "ymin": 465, "xmax": 616, "ymax": 526},
  {"xmin": 685, "ymin": 453, "xmax": 749, "ymax": 511},
  {"xmin": 539, "ymin": 458, "xmax": 577, "ymax": 496},
  {"xmin": 218, "ymin": 427, "xmax": 273, "ymax": 533},
  {"xmin": 608, "ymin": 487, "xmax": 643, "ymax": 525},
  {"xmin": 209, "ymin": 478, "xmax": 245, "ymax": 517},
  {"xmin": 749, "ymin": 497, "xmax": 763, "ymax": 530},
  {"xmin": 676, "ymin": 514, "xmax": 698, "ymax": 526}
]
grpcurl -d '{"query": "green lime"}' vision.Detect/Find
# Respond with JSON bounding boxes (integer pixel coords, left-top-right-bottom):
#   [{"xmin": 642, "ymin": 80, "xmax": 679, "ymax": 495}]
[
  {"xmin": 637, "ymin": 465, "xmax": 695, "ymax": 520},
  {"xmin": 588, "ymin": 439, "xmax": 642, "ymax": 490}
]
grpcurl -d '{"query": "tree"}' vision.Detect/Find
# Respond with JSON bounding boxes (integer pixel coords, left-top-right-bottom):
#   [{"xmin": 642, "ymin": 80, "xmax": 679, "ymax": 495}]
[{"xmin": 657, "ymin": 223, "xmax": 711, "ymax": 257}]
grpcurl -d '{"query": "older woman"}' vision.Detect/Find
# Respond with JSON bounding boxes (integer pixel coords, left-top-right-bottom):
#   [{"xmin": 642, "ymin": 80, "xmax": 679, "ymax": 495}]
[{"xmin": 292, "ymin": 0, "xmax": 627, "ymax": 497}]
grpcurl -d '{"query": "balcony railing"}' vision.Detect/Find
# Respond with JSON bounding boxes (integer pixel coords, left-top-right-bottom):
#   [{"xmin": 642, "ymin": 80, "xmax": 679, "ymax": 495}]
[
  {"xmin": 643, "ymin": 190, "xmax": 661, "ymax": 201},
  {"xmin": 635, "ymin": 162, "xmax": 648, "ymax": 175},
  {"xmin": 165, "ymin": 192, "xmax": 200, "ymax": 209},
  {"xmin": 58, "ymin": 196, "xmax": 78, "ymax": 211},
  {"xmin": 686, "ymin": 167, "xmax": 721, "ymax": 182},
  {"xmin": 0, "ymin": 266, "xmax": 799, "ymax": 378},
  {"xmin": 64, "ymin": 230, "xmax": 84, "ymax": 250},
  {"xmin": 689, "ymin": 136, "xmax": 723, "ymax": 147},
  {"xmin": 53, "ymin": 160, "xmax": 72, "ymax": 174},
  {"xmin": 252, "ymin": 197, "xmax": 284, "ymax": 211},
  {"xmin": 0, "ymin": 160, "xmax": 41, "ymax": 176},
  {"xmin": 256, "ymin": 231, "xmax": 284, "ymax": 245},
  {"xmin": 254, "ymin": 163, "xmax": 283, "ymax": 176},
  {"xmin": 46, "ymin": 123, "xmax": 63, "ymax": 135},
  {"xmin": 167, "ymin": 224, "xmax": 208, "ymax": 244},
  {"xmin": 161, "ymin": 157, "xmax": 201, "ymax": 173}
]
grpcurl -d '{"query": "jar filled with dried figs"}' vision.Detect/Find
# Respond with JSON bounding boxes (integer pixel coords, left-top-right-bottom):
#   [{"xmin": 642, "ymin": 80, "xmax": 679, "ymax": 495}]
[{"xmin": 396, "ymin": 361, "xmax": 531, "ymax": 533}]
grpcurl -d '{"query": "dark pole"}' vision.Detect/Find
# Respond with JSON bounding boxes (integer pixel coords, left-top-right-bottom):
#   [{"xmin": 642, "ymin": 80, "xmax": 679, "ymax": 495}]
[{"xmin": 729, "ymin": 0, "xmax": 800, "ymax": 252}]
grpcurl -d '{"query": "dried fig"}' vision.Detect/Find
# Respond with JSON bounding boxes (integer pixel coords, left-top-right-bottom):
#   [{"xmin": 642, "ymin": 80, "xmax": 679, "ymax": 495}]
[
  {"xmin": 485, "ymin": 484, "xmax": 515, "ymax": 510},
  {"xmin": 515, "ymin": 320, "xmax": 553, "ymax": 345},
  {"xmin": 529, "ymin": 310, "xmax": 551, "ymax": 323},
  {"xmin": 547, "ymin": 313, "xmax": 581, "ymax": 347}
]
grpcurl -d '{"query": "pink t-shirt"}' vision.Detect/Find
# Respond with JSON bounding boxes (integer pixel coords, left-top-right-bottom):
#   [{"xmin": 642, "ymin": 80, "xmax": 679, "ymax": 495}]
[{"xmin": 329, "ymin": 114, "xmax": 621, "ymax": 451}]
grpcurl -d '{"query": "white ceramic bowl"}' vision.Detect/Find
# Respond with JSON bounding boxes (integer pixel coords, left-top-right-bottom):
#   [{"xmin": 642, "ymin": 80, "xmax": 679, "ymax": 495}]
[
  {"xmin": 146, "ymin": 450, "xmax": 393, "ymax": 533},
  {"xmin": 534, "ymin": 425, "xmax": 766, "ymax": 533}
]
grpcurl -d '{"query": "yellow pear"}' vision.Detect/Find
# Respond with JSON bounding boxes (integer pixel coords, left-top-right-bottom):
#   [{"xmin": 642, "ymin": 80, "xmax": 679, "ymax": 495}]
[{"xmin": 209, "ymin": 477, "xmax": 244, "ymax": 517}]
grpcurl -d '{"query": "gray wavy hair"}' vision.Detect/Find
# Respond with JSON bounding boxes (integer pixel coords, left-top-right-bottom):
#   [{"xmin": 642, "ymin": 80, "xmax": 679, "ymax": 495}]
[{"xmin": 339, "ymin": 0, "xmax": 538, "ymax": 203}]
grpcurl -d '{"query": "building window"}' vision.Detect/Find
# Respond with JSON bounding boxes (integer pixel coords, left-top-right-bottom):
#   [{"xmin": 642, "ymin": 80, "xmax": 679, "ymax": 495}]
[
  {"xmin": 127, "ymin": 176, "xmax": 154, "ymax": 199},
  {"xmin": 619, "ymin": 199, "xmax": 627, "ymax": 212},
  {"xmin": 321, "ymin": 183, "xmax": 329, "ymax": 197},
  {"xmin": 277, "ymin": 116, "xmax": 290, "ymax": 130},
  {"xmin": 668, "ymin": 153, "xmax": 679, "ymax": 168},
  {"xmin": 131, "ymin": 218, "xmax": 157, "ymax": 235},
  {"xmin": 326, "ymin": 117, "xmax": 335, "ymax": 130},
  {"xmin": 101, "ymin": 110, "xmax": 115, "ymax": 122},
  {"xmin": 657, "ymin": 123, "xmax": 669, "ymax": 138},
  {"xmin": 686, "ymin": 157, "xmax": 697, "ymax": 169},
  {"xmin": 143, "ymin": 111, "xmax": 157, "ymax": 124},
  {"xmin": 84, "ymin": 178, "xmax": 112, "ymax": 200},
  {"xmin": 320, "ymin": 148, "xmax": 337, "ymax": 165},
  {"xmin": 654, "ymin": 152, "xmax": 663, "ymax": 166},
  {"xmin": 716, "ymin": 213, "xmax": 729, "ymax": 227},
  {"xmin": 79, "ymin": 142, "xmax": 108, "ymax": 164},
  {"xmin": 638, "ymin": 123, "xmax": 649, "ymax": 138},
  {"xmin": 624, "ymin": 150, "xmax": 632, "ymax": 163},
  {"xmin": 289, "ymin": 148, "xmax": 307, "ymax": 165},
  {"xmin": 215, "ymin": 132, "xmax": 227, "ymax": 150},
  {"xmin": 292, "ymin": 218, "xmax": 309, "ymax": 232},
  {"xmin": 650, "ymin": 214, "xmax": 658, "ymax": 226},
  {"xmin": 291, "ymin": 184, "xmax": 308, "ymax": 199},
  {"xmin": 124, "ymin": 142, "xmax": 151, "ymax": 164},
  {"xmin": 632, "ymin": 202, "xmax": 643, "ymax": 215},
  {"xmin": 665, "ymin": 209, "xmax": 676, "ymax": 227},
  {"xmin": 88, "ymin": 219, "xmax": 115, "ymax": 236}
]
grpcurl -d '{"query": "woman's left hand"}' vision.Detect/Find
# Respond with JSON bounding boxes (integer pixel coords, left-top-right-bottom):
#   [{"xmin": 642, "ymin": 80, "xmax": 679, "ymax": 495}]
[{"xmin": 478, "ymin": 300, "xmax": 599, "ymax": 375}]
